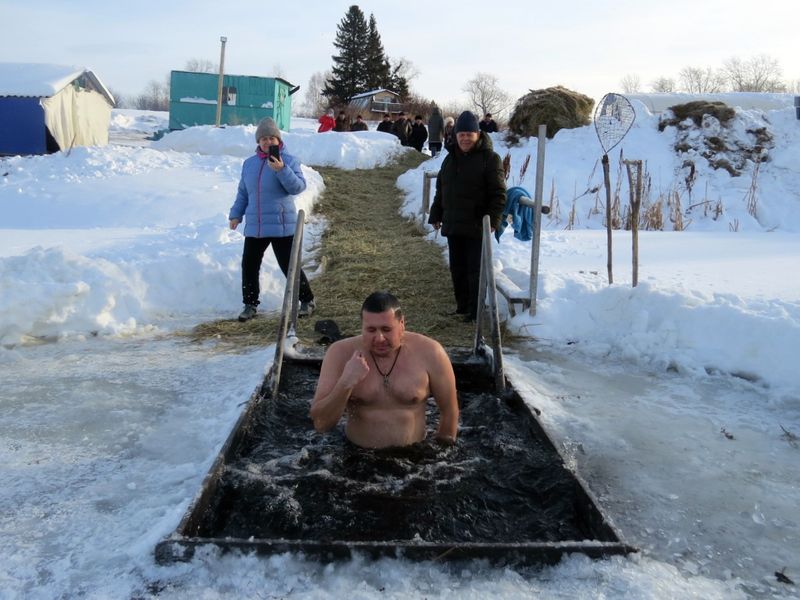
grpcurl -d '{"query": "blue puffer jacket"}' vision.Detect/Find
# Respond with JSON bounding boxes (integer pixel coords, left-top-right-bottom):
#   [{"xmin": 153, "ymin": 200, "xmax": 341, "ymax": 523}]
[{"xmin": 229, "ymin": 143, "xmax": 306, "ymax": 238}]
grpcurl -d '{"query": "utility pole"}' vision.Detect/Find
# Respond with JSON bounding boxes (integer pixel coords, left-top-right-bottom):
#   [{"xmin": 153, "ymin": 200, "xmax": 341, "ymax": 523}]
[{"xmin": 215, "ymin": 36, "xmax": 227, "ymax": 127}]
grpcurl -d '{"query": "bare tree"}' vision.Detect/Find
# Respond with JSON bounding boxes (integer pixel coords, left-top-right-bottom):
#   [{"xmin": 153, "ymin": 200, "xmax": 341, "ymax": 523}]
[
  {"xmin": 678, "ymin": 66, "xmax": 726, "ymax": 93},
  {"xmin": 650, "ymin": 77, "xmax": 676, "ymax": 93},
  {"xmin": 184, "ymin": 58, "xmax": 218, "ymax": 73},
  {"xmin": 302, "ymin": 71, "xmax": 331, "ymax": 117},
  {"xmin": 439, "ymin": 99, "xmax": 471, "ymax": 120},
  {"xmin": 723, "ymin": 54, "xmax": 785, "ymax": 92},
  {"xmin": 789, "ymin": 79, "xmax": 800, "ymax": 94},
  {"xmin": 390, "ymin": 57, "xmax": 419, "ymax": 85},
  {"xmin": 106, "ymin": 87, "xmax": 125, "ymax": 108},
  {"xmin": 619, "ymin": 73, "xmax": 641, "ymax": 94},
  {"xmin": 134, "ymin": 77, "xmax": 170, "ymax": 111},
  {"xmin": 462, "ymin": 72, "xmax": 512, "ymax": 118},
  {"xmin": 270, "ymin": 63, "xmax": 286, "ymax": 79}
]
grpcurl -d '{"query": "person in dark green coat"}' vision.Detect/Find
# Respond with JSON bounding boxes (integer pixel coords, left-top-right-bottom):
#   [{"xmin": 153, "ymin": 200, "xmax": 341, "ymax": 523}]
[{"xmin": 428, "ymin": 111, "xmax": 506, "ymax": 322}]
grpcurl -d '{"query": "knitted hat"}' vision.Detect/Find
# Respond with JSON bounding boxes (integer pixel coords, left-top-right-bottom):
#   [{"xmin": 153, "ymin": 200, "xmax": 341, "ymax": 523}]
[
  {"xmin": 455, "ymin": 111, "xmax": 479, "ymax": 133},
  {"xmin": 255, "ymin": 117, "xmax": 281, "ymax": 142}
]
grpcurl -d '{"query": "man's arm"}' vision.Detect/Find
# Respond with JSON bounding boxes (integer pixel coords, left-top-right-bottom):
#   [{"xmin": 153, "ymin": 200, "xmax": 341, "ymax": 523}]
[
  {"xmin": 427, "ymin": 341, "xmax": 459, "ymax": 443},
  {"xmin": 310, "ymin": 342, "xmax": 369, "ymax": 432}
]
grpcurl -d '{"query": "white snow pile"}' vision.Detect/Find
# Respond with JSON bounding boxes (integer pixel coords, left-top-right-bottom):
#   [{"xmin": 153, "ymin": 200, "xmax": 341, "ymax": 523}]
[
  {"xmin": 398, "ymin": 101, "xmax": 800, "ymax": 394},
  {"xmin": 1, "ymin": 105, "xmax": 798, "ymax": 598},
  {"xmin": 153, "ymin": 121, "xmax": 410, "ymax": 169},
  {"xmin": 0, "ymin": 140, "xmax": 323, "ymax": 343},
  {"xmin": 109, "ymin": 109, "xmax": 169, "ymax": 135}
]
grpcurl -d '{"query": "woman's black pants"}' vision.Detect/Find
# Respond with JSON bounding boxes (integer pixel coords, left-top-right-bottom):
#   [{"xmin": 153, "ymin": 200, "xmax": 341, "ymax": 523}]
[
  {"xmin": 446, "ymin": 234, "xmax": 482, "ymax": 319},
  {"xmin": 241, "ymin": 236, "xmax": 314, "ymax": 306}
]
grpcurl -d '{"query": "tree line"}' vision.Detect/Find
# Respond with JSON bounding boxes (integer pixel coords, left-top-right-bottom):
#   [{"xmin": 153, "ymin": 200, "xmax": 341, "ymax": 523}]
[
  {"xmin": 621, "ymin": 54, "xmax": 799, "ymax": 94},
  {"xmin": 115, "ymin": 5, "xmax": 798, "ymax": 116}
]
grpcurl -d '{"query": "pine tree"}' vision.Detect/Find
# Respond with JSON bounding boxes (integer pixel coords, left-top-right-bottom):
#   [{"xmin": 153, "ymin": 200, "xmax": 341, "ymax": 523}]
[
  {"xmin": 322, "ymin": 5, "xmax": 369, "ymax": 105},
  {"xmin": 364, "ymin": 14, "xmax": 390, "ymax": 91}
]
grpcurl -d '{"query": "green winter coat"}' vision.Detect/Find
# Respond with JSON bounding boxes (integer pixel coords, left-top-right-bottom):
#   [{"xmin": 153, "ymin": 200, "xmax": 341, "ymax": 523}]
[{"xmin": 428, "ymin": 132, "xmax": 506, "ymax": 238}]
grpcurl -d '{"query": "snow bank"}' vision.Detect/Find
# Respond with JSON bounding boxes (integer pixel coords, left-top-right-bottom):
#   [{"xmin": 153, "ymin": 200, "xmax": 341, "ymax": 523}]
[
  {"xmin": 397, "ymin": 106, "xmax": 800, "ymax": 393},
  {"xmin": 153, "ymin": 123, "xmax": 411, "ymax": 169}
]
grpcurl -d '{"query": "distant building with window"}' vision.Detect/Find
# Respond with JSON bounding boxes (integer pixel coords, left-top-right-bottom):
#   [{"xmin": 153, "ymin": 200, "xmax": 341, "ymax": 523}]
[
  {"xmin": 168, "ymin": 71, "xmax": 298, "ymax": 131},
  {"xmin": 0, "ymin": 63, "xmax": 114, "ymax": 156},
  {"xmin": 349, "ymin": 89, "xmax": 403, "ymax": 118}
]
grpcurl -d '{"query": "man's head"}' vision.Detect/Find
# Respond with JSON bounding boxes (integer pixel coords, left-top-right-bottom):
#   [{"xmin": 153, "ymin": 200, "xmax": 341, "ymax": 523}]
[
  {"xmin": 455, "ymin": 111, "xmax": 480, "ymax": 153},
  {"xmin": 484, "ymin": 113, "xmax": 492, "ymax": 120},
  {"xmin": 361, "ymin": 292, "xmax": 404, "ymax": 356},
  {"xmin": 415, "ymin": 115, "xmax": 423, "ymax": 123},
  {"xmin": 382, "ymin": 113, "xmax": 391, "ymax": 121},
  {"xmin": 338, "ymin": 111, "xmax": 347, "ymax": 117},
  {"xmin": 356, "ymin": 115, "xmax": 363, "ymax": 122},
  {"xmin": 398, "ymin": 111, "xmax": 406, "ymax": 119}
]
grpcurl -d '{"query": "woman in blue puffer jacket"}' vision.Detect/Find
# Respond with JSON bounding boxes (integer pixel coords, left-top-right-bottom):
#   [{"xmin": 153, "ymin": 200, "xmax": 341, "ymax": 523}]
[{"xmin": 229, "ymin": 117, "xmax": 315, "ymax": 322}]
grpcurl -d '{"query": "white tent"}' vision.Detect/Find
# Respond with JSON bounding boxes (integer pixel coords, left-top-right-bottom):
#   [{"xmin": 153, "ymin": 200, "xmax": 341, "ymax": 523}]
[{"xmin": 0, "ymin": 63, "xmax": 115, "ymax": 154}]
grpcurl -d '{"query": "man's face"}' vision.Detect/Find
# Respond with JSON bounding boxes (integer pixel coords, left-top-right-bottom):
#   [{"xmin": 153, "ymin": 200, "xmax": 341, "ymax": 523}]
[
  {"xmin": 361, "ymin": 309, "xmax": 405, "ymax": 357},
  {"xmin": 456, "ymin": 131, "xmax": 479, "ymax": 152}
]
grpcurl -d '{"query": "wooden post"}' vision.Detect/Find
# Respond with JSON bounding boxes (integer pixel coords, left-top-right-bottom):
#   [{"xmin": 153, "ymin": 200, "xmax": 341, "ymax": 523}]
[
  {"xmin": 529, "ymin": 124, "xmax": 547, "ymax": 316},
  {"xmin": 602, "ymin": 153, "xmax": 613, "ymax": 284},
  {"xmin": 215, "ymin": 36, "xmax": 227, "ymax": 128},
  {"xmin": 624, "ymin": 160, "xmax": 643, "ymax": 287}
]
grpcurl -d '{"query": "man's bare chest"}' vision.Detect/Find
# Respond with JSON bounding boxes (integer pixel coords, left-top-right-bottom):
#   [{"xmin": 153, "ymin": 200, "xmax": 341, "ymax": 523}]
[{"xmin": 350, "ymin": 365, "xmax": 429, "ymax": 409}]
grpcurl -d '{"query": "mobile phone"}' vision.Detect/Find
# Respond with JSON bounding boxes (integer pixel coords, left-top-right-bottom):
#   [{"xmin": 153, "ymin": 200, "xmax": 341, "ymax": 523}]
[{"xmin": 268, "ymin": 145, "xmax": 280, "ymax": 160}]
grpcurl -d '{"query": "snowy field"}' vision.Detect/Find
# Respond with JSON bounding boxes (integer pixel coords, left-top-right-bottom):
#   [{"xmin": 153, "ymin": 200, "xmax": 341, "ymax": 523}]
[{"xmin": 0, "ymin": 107, "xmax": 798, "ymax": 598}]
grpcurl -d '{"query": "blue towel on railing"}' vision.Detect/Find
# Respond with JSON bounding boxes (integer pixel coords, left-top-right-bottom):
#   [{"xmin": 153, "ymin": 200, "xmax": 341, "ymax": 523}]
[{"xmin": 496, "ymin": 186, "xmax": 533, "ymax": 242}]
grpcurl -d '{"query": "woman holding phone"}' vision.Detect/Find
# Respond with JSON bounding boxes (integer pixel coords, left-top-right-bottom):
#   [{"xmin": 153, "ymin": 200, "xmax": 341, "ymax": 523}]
[{"xmin": 229, "ymin": 117, "xmax": 316, "ymax": 322}]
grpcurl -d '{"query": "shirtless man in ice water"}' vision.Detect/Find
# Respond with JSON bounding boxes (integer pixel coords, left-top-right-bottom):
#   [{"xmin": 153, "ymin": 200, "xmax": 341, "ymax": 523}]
[{"xmin": 310, "ymin": 292, "xmax": 459, "ymax": 448}]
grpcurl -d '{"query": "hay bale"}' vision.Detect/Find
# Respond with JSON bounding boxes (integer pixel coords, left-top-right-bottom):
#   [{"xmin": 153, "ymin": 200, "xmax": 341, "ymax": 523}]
[
  {"xmin": 506, "ymin": 86, "xmax": 594, "ymax": 143},
  {"xmin": 659, "ymin": 100, "xmax": 735, "ymax": 130}
]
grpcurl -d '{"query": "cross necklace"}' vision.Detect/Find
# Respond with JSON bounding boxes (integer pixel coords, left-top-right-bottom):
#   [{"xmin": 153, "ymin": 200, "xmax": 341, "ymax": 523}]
[{"xmin": 370, "ymin": 345, "xmax": 402, "ymax": 388}]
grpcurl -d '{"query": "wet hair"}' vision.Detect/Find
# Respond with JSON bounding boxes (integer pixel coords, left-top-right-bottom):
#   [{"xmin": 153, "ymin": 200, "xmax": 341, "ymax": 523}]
[{"xmin": 361, "ymin": 291, "xmax": 403, "ymax": 320}]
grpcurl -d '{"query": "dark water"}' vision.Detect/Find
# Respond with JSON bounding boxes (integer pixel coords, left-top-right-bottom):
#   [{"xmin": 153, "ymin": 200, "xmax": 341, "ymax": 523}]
[{"xmin": 202, "ymin": 362, "xmax": 598, "ymax": 545}]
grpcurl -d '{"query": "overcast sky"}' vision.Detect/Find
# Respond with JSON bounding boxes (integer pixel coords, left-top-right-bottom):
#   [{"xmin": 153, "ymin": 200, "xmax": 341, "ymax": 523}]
[{"xmin": 3, "ymin": 0, "xmax": 799, "ymax": 110}]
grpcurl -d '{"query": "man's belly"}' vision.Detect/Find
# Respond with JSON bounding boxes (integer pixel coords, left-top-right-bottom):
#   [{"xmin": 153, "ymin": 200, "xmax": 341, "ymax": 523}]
[{"xmin": 346, "ymin": 406, "xmax": 426, "ymax": 449}]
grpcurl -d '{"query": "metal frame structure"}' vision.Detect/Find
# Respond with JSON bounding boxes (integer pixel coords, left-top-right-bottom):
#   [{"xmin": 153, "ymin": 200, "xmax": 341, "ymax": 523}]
[{"xmin": 153, "ymin": 203, "xmax": 636, "ymax": 567}]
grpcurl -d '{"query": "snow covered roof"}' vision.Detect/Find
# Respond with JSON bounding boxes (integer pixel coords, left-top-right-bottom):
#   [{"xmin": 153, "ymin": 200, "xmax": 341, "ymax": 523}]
[
  {"xmin": 350, "ymin": 89, "xmax": 399, "ymax": 100},
  {"xmin": 0, "ymin": 62, "xmax": 115, "ymax": 105}
]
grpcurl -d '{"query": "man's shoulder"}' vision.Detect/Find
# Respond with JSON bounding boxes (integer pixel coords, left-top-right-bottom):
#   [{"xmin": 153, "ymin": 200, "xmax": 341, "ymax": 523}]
[
  {"xmin": 325, "ymin": 336, "xmax": 361, "ymax": 360},
  {"xmin": 405, "ymin": 332, "xmax": 446, "ymax": 356}
]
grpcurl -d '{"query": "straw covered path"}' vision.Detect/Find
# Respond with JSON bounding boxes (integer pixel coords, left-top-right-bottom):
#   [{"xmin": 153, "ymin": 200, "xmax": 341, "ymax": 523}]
[{"xmin": 193, "ymin": 151, "xmax": 478, "ymax": 348}]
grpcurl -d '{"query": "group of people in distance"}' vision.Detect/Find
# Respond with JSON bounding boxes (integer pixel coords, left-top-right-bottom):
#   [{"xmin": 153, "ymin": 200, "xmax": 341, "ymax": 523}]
[
  {"xmin": 317, "ymin": 109, "xmax": 370, "ymax": 133},
  {"xmin": 229, "ymin": 105, "xmax": 506, "ymax": 449},
  {"xmin": 317, "ymin": 107, "xmax": 499, "ymax": 157}
]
